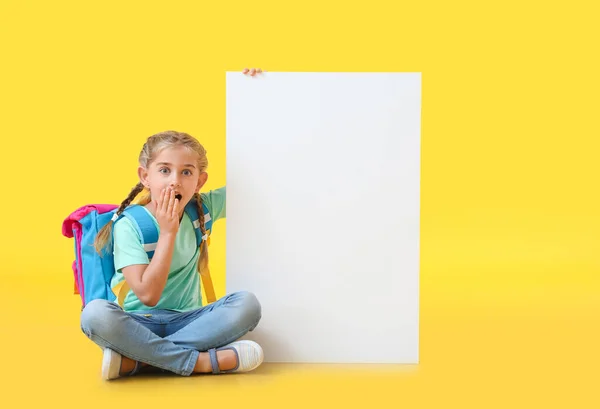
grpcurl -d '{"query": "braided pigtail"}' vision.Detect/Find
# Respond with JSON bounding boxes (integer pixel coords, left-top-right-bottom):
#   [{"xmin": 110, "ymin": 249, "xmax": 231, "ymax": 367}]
[
  {"xmin": 94, "ymin": 182, "xmax": 144, "ymax": 255},
  {"xmin": 134, "ymin": 188, "xmax": 152, "ymax": 206}
]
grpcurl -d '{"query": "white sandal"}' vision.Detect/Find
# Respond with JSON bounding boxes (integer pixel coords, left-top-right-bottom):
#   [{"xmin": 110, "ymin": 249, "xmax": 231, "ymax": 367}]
[{"xmin": 208, "ymin": 340, "xmax": 264, "ymax": 374}]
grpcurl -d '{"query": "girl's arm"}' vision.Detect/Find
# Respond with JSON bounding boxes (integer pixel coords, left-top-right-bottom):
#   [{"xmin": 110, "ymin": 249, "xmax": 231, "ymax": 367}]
[
  {"xmin": 201, "ymin": 185, "xmax": 226, "ymax": 221},
  {"xmin": 120, "ymin": 187, "xmax": 181, "ymax": 307},
  {"xmin": 120, "ymin": 231, "xmax": 176, "ymax": 306}
]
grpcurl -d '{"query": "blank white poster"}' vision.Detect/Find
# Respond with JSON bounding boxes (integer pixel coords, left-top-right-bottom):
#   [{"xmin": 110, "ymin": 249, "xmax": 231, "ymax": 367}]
[{"xmin": 225, "ymin": 72, "xmax": 421, "ymax": 363}]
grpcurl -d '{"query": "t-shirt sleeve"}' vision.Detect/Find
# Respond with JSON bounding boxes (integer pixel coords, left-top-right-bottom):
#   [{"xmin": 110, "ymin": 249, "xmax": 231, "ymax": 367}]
[
  {"xmin": 200, "ymin": 186, "xmax": 226, "ymax": 222},
  {"xmin": 113, "ymin": 217, "xmax": 150, "ymax": 272}
]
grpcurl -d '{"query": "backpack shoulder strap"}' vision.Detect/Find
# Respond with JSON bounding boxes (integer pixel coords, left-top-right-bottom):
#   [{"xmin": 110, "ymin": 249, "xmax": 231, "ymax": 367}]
[
  {"xmin": 184, "ymin": 200, "xmax": 216, "ymax": 303},
  {"xmin": 111, "ymin": 204, "xmax": 159, "ymax": 307},
  {"xmin": 120, "ymin": 204, "xmax": 159, "ymax": 259},
  {"xmin": 184, "ymin": 201, "xmax": 213, "ymax": 245}
]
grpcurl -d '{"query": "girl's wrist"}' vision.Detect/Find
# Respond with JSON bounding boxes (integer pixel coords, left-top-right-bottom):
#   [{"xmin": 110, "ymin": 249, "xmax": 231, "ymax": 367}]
[{"xmin": 159, "ymin": 231, "xmax": 177, "ymax": 241}]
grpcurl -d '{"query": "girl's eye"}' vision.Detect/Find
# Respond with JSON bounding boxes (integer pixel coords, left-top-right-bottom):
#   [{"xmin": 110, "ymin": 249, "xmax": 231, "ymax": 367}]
[
  {"xmin": 159, "ymin": 168, "xmax": 169, "ymax": 174},
  {"xmin": 183, "ymin": 170, "xmax": 192, "ymax": 176}
]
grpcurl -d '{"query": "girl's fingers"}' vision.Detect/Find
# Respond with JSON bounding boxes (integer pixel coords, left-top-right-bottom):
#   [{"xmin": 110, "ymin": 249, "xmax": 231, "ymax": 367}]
[
  {"xmin": 160, "ymin": 188, "xmax": 171, "ymax": 214},
  {"xmin": 243, "ymin": 68, "xmax": 262, "ymax": 76},
  {"xmin": 172, "ymin": 196, "xmax": 179, "ymax": 217},
  {"xmin": 166, "ymin": 189, "xmax": 174, "ymax": 212},
  {"xmin": 160, "ymin": 188, "xmax": 168, "ymax": 212},
  {"xmin": 157, "ymin": 188, "xmax": 165, "ymax": 210},
  {"xmin": 166, "ymin": 189, "xmax": 175, "ymax": 214}
]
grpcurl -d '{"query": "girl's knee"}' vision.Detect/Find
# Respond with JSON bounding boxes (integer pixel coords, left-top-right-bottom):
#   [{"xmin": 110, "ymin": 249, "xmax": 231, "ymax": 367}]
[
  {"xmin": 80, "ymin": 299, "xmax": 120, "ymax": 336},
  {"xmin": 237, "ymin": 291, "xmax": 262, "ymax": 324}
]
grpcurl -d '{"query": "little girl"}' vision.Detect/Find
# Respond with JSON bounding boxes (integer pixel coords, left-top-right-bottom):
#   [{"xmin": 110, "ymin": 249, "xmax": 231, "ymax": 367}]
[{"xmin": 80, "ymin": 129, "xmax": 263, "ymax": 380}]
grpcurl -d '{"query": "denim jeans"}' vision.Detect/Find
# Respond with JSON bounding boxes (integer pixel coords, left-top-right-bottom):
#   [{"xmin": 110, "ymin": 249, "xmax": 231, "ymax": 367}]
[{"xmin": 80, "ymin": 291, "xmax": 261, "ymax": 376}]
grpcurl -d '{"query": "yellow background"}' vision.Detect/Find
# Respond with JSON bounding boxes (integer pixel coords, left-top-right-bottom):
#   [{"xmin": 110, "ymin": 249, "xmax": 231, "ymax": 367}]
[{"xmin": 0, "ymin": 0, "xmax": 598, "ymax": 407}]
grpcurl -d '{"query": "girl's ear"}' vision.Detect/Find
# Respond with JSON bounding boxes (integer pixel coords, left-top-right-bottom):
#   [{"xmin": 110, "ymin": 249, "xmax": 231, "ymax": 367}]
[
  {"xmin": 138, "ymin": 166, "xmax": 150, "ymax": 188},
  {"xmin": 196, "ymin": 172, "xmax": 208, "ymax": 193}
]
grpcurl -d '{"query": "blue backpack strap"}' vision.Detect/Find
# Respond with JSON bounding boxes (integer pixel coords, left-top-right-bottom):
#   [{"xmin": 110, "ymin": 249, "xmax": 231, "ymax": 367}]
[
  {"xmin": 121, "ymin": 204, "xmax": 159, "ymax": 259},
  {"xmin": 117, "ymin": 203, "xmax": 209, "ymax": 260},
  {"xmin": 185, "ymin": 199, "xmax": 217, "ymax": 303},
  {"xmin": 184, "ymin": 201, "xmax": 212, "ymax": 246}
]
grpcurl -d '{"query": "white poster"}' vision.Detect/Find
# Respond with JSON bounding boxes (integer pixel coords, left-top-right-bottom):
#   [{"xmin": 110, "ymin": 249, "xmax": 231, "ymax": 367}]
[{"xmin": 225, "ymin": 72, "xmax": 421, "ymax": 363}]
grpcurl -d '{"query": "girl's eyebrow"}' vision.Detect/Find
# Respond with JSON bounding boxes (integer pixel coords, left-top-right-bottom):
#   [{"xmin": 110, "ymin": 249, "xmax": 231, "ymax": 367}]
[{"xmin": 156, "ymin": 162, "xmax": 196, "ymax": 169}]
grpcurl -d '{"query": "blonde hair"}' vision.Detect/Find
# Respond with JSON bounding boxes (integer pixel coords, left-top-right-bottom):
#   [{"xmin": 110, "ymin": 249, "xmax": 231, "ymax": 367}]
[{"xmin": 94, "ymin": 130, "xmax": 211, "ymax": 279}]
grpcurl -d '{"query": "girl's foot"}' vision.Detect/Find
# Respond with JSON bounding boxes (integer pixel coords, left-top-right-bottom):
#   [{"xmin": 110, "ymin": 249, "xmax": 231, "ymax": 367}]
[
  {"xmin": 120, "ymin": 355, "xmax": 145, "ymax": 374},
  {"xmin": 198, "ymin": 340, "xmax": 264, "ymax": 374},
  {"xmin": 194, "ymin": 349, "xmax": 238, "ymax": 373},
  {"xmin": 102, "ymin": 340, "xmax": 263, "ymax": 380},
  {"xmin": 102, "ymin": 348, "xmax": 143, "ymax": 380}
]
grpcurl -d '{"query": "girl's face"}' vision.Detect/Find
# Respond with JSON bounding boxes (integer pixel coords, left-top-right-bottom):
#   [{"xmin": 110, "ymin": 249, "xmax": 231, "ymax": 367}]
[{"xmin": 138, "ymin": 145, "xmax": 208, "ymax": 215}]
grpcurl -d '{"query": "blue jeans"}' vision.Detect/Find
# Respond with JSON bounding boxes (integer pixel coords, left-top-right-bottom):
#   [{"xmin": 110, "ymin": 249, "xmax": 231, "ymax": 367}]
[{"xmin": 80, "ymin": 291, "xmax": 261, "ymax": 376}]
